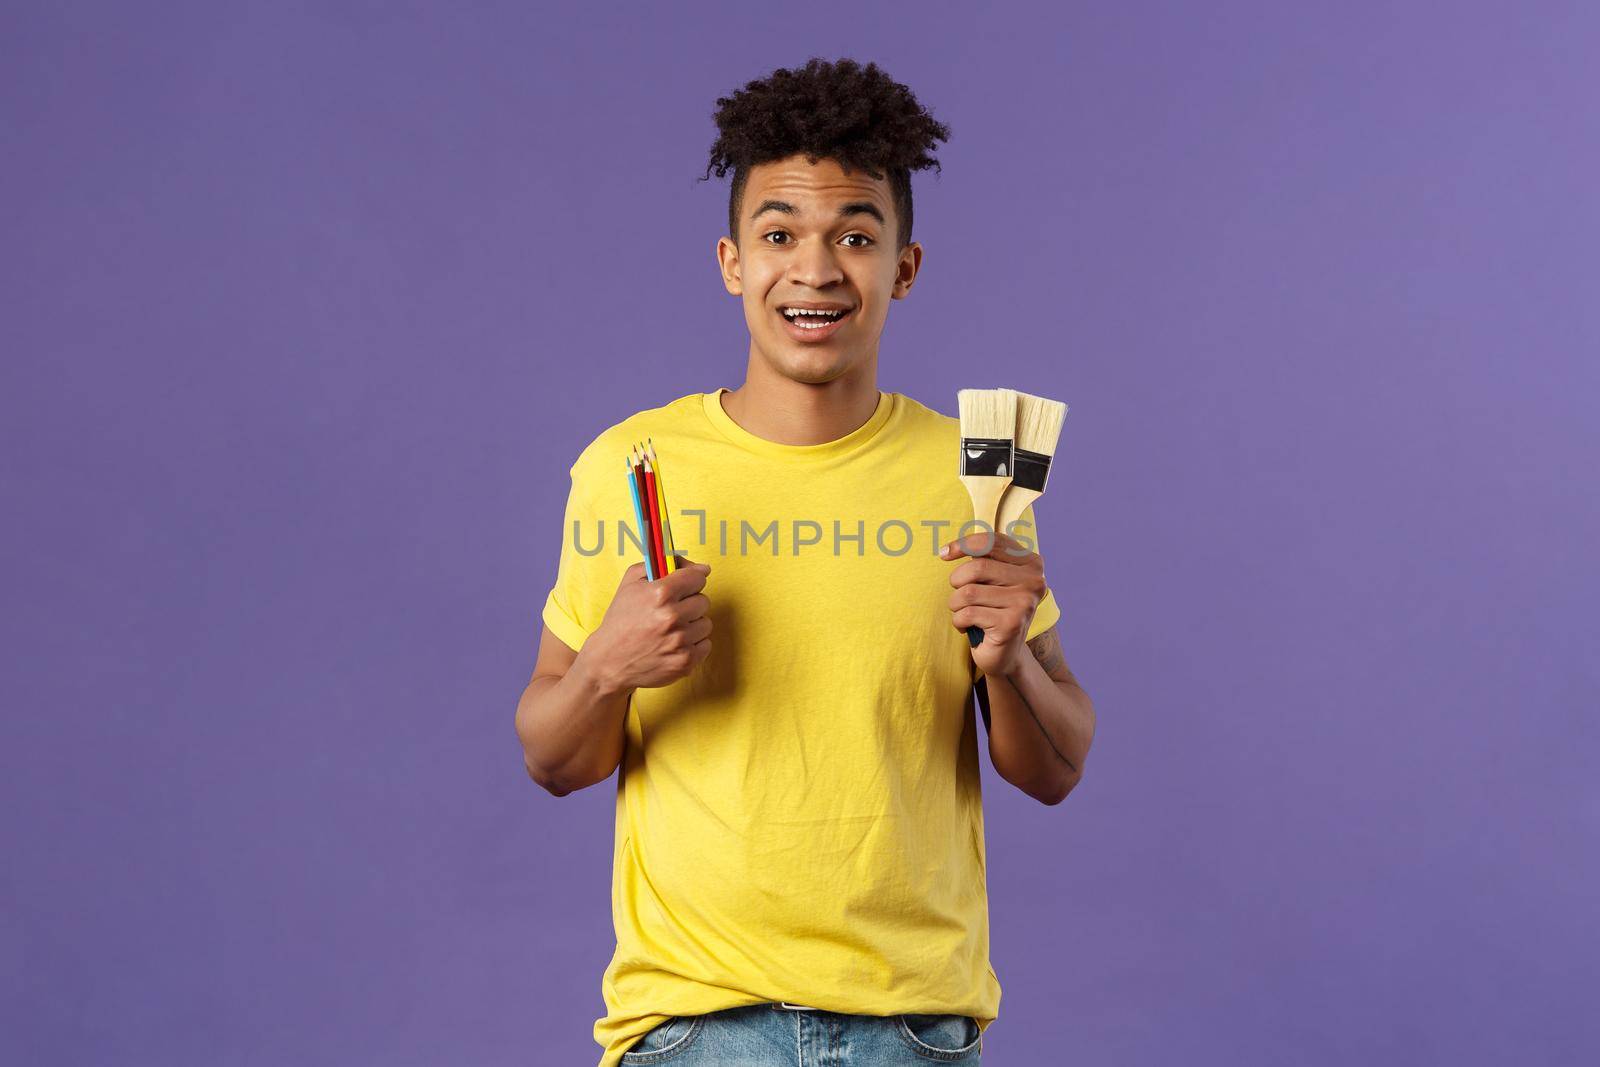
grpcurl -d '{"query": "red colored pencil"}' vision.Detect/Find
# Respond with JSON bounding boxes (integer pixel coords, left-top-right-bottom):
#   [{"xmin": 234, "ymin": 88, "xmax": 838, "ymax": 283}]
[{"xmin": 642, "ymin": 452, "xmax": 668, "ymax": 579}]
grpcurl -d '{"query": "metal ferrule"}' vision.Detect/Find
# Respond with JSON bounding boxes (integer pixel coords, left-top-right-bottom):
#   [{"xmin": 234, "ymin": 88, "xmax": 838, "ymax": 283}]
[
  {"xmin": 958, "ymin": 436, "xmax": 1014, "ymax": 478},
  {"xmin": 1009, "ymin": 447, "xmax": 1051, "ymax": 493}
]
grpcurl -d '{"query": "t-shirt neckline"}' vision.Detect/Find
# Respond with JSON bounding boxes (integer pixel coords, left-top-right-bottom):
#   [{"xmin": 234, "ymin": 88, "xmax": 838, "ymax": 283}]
[{"xmin": 701, "ymin": 387, "xmax": 898, "ymax": 461}]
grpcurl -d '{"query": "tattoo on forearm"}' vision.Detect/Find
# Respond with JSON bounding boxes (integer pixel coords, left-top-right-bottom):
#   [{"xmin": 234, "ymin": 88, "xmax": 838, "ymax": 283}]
[
  {"xmin": 1027, "ymin": 627, "xmax": 1075, "ymax": 684},
  {"xmin": 1002, "ymin": 663, "xmax": 1078, "ymax": 774}
]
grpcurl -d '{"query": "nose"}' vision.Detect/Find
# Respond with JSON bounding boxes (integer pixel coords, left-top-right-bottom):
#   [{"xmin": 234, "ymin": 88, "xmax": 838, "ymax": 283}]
[{"xmin": 786, "ymin": 236, "xmax": 846, "ymax": 290}]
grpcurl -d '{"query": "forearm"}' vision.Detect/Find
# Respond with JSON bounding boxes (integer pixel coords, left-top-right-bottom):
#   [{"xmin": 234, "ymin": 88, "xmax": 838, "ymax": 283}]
[
  {"xmin": 982, "ymin": 650, "xmax": 1095, "ymax": 804},
  {"xmin": 515, "ymin": 649, "xmax": 631, "ymax": 795}
]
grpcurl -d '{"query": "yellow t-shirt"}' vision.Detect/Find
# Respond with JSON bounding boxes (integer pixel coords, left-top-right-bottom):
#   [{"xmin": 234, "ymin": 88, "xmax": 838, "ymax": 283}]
[{"xmin": 541, "ymin": 388, "xmax": 1061, "ymax": 1067}]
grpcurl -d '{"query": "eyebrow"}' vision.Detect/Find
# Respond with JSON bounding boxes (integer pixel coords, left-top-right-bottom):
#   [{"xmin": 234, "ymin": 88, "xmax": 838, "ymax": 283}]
[{"xmin": 749, "ymin": 199, "xmax": 886, "ymax": 226}]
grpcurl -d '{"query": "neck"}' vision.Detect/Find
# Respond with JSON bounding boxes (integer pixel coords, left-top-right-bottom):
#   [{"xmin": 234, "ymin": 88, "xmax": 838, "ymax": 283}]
[{"xmin": 720, "ymin": 349, "xmax": 882, "ymax": 446}]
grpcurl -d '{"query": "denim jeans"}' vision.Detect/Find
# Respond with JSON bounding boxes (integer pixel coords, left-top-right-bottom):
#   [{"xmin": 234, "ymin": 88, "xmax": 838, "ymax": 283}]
[{"xmin": 620, "ymin": 1001, "xmax": 983, "ymax": 1064}]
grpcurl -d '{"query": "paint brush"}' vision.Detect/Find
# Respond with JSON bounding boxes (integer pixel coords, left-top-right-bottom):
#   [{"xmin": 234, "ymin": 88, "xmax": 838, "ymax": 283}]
[
  {"xmin": 956, "ymin": 387, "xmax": 1018, "ymax": 647},
  {"xmin": 996, "ymin": 392, "xmax": 1069, "ymax": 535}
]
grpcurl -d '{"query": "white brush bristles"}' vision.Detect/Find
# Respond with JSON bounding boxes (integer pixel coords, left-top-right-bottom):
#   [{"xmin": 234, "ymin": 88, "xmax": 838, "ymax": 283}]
[
  {"xmin": 1014, "ymin": 392, "xmax": 1068, "ymax": 457},
  {"xmin": 958, "ymin": 388, "xmax": 1018, "ymax": 440}
]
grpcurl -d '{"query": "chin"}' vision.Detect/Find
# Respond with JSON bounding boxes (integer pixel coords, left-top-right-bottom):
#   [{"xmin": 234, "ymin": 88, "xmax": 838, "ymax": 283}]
[
  {"xmin": 764, "ymin": 344, "xmax": 859, "ymax": 385},
  {"xmin": 778, "ymin": 357, "xmax": 851, "ymax": 385}
]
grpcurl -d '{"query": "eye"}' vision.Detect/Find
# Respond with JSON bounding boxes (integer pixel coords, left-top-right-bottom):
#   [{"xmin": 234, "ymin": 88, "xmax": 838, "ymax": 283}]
[
  {"xmin": 762, "ymin": 231, "xmax": 790, "ymax": 245},
  {"xmin": 841, "ymin": 233, "xmax": 874, "ymax": 248}
]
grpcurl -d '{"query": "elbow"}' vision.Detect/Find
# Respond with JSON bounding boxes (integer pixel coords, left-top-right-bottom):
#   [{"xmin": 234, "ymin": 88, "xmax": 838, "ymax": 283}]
[
  {"xmin": 524, "ymin": 749, "xmax": 615, "ymax": 797},
  {"xmin": 1037, "ymin": 768, "xmax": 1083, "ymax": 807},
  {"xmin": 537, "ymin": 771, "xmax": 573, "ymax": 798},
  {"xmin": 1038, "ymin": 785, "xmax": 1071, "ymax": 806},
  {"xmin": 527, "ymin": 759, "xmax": 580, "ymax": 798},
  {"xmin": 537, "ymin": 779, "xmax": 571, "ymax": 798},
  {"xmin": 516, "ymin": 695, "xmax": 578, "ymax": 797},
  {"xmin": 523, "ymin": 754, "xmax": 570, "ymax": 797}
]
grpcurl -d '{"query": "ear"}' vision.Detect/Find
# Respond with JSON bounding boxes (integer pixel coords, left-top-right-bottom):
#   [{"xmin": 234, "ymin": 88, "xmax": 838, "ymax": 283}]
[
  {"xmin": 716, "ymin": 235, "xmax": 743, "ymax": 296},
  {"xmin": 891, "ymin": 241, "xmax": 923, "ymax": 299}
]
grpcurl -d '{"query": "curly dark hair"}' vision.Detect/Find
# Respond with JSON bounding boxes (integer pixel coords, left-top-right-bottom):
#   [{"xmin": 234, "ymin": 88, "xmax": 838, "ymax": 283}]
[{"xmin": 700, "ymin": 57, "xmax": 951, "ymax": 250}]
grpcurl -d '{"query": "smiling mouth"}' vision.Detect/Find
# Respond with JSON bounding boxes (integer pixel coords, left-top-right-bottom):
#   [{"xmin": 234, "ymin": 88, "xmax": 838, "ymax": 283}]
[{"xmin": 779, "ymin": 306, "xmax": 853, "ymax": 330}]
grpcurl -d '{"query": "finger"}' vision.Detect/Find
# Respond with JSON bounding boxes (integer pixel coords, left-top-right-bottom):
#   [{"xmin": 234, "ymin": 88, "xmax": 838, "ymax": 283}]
[
  {"xmin": 662, "ymin": 560, "xmax": 711, "ymax": 596},
  {"xmin": 991, "ymin": 529, "xmax": 1037, "ymax": 560},
  {"xmin": 949, "ymin": 583, "xmax": 1024, "ymax": 613},
  {"xmin": 969, "ymin": 529, "xmax": 1032, "ymax": 561},
  {"xmin": 948, "ymin": 557, "xmax": 1016, "ymax": 588},
  {"xmin": 672, "ymin": 592, "xmax": 710, "ymax": 622},
  {"xmin": 623, "ymin": 561, "xmax": 649, "ymax": 581},
  {"xmin": 682, "ymin": 615, "xmax": 713, "ymax": 644},
  {"xmin": 939, "ymin": 527, "xmax": 1032, "ymax": 561},
  {"xmin": 952, "ymin": 606, "xmax": 1023, "ymax": 646},
  {"xmin": 950, "ymin": 604, "xmax": 1004, "ymax": 635},
  {"xmin": 939, "ymin": 530, "xmax": 997, "ymax": 562}
]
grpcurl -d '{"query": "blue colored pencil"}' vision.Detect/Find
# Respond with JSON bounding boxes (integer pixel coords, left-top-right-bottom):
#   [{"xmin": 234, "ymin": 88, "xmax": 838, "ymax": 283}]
[{"xmin": 626, "ymin": 454, "xmax": 657, "ymax": 580}]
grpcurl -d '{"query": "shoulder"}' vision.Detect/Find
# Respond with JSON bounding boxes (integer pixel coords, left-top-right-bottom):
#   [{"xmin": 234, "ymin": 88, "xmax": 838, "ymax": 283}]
[
  {"xmin": 565, "ymin": 392, "xmax": 704, "ymax": 480},
  {"xmin": 892, "ymin": 390, "xmax": 955, "ymax": 426},
  {"xmin": 886, "ymin": 390, "xmax": 962, "ymax": 450}
]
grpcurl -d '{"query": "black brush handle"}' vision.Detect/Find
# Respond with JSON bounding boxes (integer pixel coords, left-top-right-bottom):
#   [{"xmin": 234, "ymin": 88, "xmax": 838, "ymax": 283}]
[{"xmin": 966, "ymin": 624, "xmax": 982, "ymax": 647}]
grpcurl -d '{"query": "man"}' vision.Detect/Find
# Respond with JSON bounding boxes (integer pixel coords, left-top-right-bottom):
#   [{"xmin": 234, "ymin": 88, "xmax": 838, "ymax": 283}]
[{"xmin": 515, "ymin": 57, "xmax": 1095, "ymax": 1067}]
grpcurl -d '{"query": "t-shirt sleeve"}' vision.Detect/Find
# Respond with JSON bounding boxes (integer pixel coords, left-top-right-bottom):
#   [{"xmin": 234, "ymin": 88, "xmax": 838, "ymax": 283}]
[
  {"xmin": 973, "ymin": 497, "xmax": 1063, "ymax": 680},
  {"xmin": 540, "ymin": 448, "xmax": 626, "ymax": 654}
]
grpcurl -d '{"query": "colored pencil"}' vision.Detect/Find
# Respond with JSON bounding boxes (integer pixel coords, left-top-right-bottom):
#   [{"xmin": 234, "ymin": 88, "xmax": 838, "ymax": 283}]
[
  {"xmin": 643, "ymin": 443, "xmax": 668, "ymax": 574},
  {"xmin": 630, "ymin": 447, "xmax": 662, "ymax": 580},
  {"xmin": 647, "ymin": 437, "xmax": 678, "ymax": 573},
  {"xmin": 641, "ymin": 452, "xmax": 668, "ymax": 580},
  {"xmin": 625, "ymin": 454, "xmax": 657, "ymax": 580}
]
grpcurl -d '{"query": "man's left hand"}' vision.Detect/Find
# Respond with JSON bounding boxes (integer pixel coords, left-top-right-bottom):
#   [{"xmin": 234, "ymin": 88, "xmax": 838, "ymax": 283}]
[{"xmin": 941, "ymin": 529, "xmax": 1049, "ymax": 677}]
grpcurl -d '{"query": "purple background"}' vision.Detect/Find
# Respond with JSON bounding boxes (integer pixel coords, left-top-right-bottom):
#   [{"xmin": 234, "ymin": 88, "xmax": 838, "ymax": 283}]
[{"xmin": 4, "ymin": 2, "xmax": 1596, "ymax": 1064}]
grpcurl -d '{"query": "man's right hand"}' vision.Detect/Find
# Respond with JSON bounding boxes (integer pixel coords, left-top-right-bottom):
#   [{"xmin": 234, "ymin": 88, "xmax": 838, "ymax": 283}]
[{"xmin": 585, "ymin": 557, "xmax": 713, "ymax": 694}]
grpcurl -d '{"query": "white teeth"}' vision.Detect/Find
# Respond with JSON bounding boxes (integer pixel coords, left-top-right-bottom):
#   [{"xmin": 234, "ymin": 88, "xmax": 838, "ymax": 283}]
[{"xmin": 782, "ymin": 307, "xmax": 848, "ymax": 321}]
